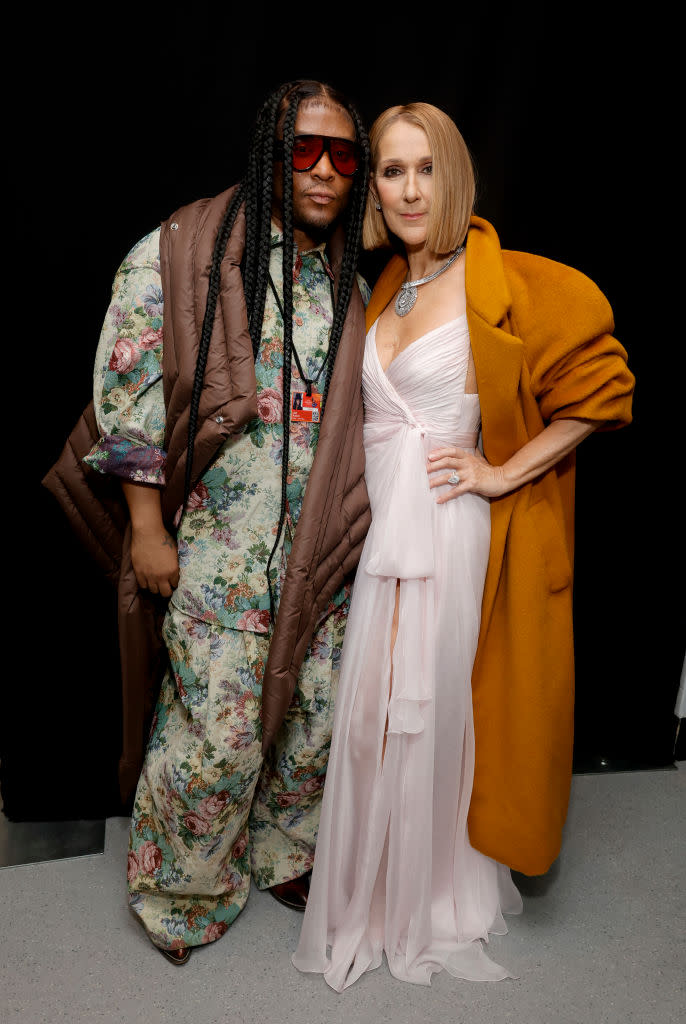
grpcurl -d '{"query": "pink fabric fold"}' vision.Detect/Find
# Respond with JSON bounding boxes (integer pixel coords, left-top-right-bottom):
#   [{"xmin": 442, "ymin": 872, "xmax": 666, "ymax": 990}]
[
  {"xmin": 293, "ymin": 315, "xmax": 522, "ymax": 990},
  {"xmin": 364, "ymin": 420, "xmax": 435, "ymax": 580}
]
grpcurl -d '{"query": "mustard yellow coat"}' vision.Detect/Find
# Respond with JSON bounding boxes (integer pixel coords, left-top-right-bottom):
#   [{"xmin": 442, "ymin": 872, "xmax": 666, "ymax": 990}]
[{"xmin": 365, "ymin": 216, "xmax": 635, "ymax": 875}]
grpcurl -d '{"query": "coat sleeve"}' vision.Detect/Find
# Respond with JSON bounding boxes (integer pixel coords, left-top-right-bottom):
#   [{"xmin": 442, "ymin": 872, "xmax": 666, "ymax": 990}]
[
  {"xmin": 505, "ymin": 250, "xmax": 635, "ymax": 430},
  {"xmin": 83, "ymin": 228, "xmax": 168, "ymax": 483}
]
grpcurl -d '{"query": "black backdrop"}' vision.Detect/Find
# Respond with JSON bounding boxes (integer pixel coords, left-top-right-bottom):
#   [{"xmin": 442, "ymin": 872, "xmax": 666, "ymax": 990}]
[{"xmin": 3, "ymin": 13, "xmax": 682, "ymax": 819}]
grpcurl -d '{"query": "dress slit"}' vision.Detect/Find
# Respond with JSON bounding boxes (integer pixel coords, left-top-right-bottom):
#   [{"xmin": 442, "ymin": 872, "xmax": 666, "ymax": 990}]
[{"xmin": 382, "ymin": 580, "xmax": 401, "ymax": 764}]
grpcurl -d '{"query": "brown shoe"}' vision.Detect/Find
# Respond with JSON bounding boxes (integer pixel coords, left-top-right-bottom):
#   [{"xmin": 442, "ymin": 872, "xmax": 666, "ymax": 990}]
[
  {"xmin": 159, "ymin": 945, "xmax": 192, "ymax": 965},
  {"xmin": 268, "ymin": 872, "xmax": 311, "ymax": 911}
]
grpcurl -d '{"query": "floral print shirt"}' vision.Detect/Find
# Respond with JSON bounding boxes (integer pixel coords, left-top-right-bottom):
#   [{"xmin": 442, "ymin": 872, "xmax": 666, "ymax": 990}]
[{"xmin": 85, "ymin": 225, "xmax": 369, "ymax": 633}]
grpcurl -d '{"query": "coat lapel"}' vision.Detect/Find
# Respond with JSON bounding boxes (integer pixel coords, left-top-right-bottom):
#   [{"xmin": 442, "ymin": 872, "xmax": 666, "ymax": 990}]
[
  {"xmin": 465, "ymin": 217, "xmax": 527, "ymax": 648},
  {"xmin": 365, "ymin": 256, "xmax": 406, "ymax": 330},
  {"xmin": 465, "ymin": 215, "xmax": 523, "ymax": 464}
]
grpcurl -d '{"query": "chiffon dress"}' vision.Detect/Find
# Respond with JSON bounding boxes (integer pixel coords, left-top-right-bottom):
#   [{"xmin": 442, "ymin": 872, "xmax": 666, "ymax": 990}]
[{"xmin": 293, "ymin": 314, "xmax": 523, "ymax": 990}]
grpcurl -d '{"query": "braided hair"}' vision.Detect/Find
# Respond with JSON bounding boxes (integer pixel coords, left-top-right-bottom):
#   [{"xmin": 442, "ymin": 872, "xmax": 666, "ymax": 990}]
[{"xmin": 183, "ymin": 80, "xmax": 370, "ymax": 621}]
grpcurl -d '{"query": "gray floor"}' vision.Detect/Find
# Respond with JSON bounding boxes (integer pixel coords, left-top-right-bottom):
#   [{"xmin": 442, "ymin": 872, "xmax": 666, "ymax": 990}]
[
  {"xmin": 0, "ymin": 818, "xmax": 106, "ymax": 869},
  {"xmin": 1, "ymin": 770, "xmax": 684, "ymax": 1024}
]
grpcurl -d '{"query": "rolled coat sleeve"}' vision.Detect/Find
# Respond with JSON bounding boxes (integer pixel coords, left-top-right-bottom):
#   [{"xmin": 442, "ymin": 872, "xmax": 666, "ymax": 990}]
[
  {"xmin": 83, "ymin": 228, "xmax": 168, "ymax": 484},
  {"xmin": 507, "ymin": 250, "xmax": 635, "ymax": 430}
]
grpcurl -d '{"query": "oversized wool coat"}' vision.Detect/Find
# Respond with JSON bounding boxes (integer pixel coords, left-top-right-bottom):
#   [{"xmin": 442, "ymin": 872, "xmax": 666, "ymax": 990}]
[{"xmin": 365, "ymin": 215, "xmax": 635, "ymax": 875}]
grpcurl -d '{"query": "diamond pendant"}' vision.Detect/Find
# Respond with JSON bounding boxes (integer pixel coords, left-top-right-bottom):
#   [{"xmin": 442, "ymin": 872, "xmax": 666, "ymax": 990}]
[{"xmin": 395, "ymin": 285, "xmax": 417, "ymax": 317}]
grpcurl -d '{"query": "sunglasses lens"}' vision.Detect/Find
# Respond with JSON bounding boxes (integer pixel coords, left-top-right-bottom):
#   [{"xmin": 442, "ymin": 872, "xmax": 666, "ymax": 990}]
[
  {"xmin": 292, "ymin": 137, "xmax": 324, "ymax": 170},
  {"xmin": 330, "ymin": 141, "xmax": 359, "ymax": 175}
]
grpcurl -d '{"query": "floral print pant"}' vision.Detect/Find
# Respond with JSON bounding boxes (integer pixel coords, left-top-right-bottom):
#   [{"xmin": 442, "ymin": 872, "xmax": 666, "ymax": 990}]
[{"xmin": 127, "ymin": 602, "xmax": 345, "ymax": 950}]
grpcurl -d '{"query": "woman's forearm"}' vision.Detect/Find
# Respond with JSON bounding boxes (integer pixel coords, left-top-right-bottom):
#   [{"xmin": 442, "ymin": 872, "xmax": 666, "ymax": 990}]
[
  {"xmin": 428, "ymin": 417, "xmax": 598, "ymax": 502},
  {"xmin": 498, "ymin": 418, "xmax": 597, "ymax": 494}
]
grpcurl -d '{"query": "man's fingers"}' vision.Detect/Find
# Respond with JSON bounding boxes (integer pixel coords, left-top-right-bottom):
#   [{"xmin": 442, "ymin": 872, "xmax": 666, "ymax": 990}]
[{"xmin": 134, "ymin": 571, "xmax": 179, "ymax": 595}]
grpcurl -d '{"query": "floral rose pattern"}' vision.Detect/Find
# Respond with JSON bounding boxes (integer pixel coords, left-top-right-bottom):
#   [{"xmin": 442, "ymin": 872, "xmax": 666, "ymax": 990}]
[
  {"xmin": 109, "ymin": 225, "xmax": 367, "ymax": 950},
  {"xmin": 138, "ymin": 840, "xmax": 163, "ymax": 875},
  {"xmin": 256, "ymin": 386, "xmax": 283, "ymax": 424},
  {"xmin": 202, "ymin": 921, "xmax": 229, "ymax": 944},
  {"xmin": 235, "ymin": 609, "xmax": 270, "ymax": 634},
  {"xmin": 85, "ymin": 226, "xmax": 368, "ymax": 630},
  {"xmin": 138, "ymin": 326, "xmax": 163, "ymax": 350},
  {"xmin": 84, "ymin": 230, "xmax": 167, "ymax": 485},
  {"xmin": 127, "ymin": 851, "xmax": 139, "ymax": 883},
  {"xmin": 128, "ymin": 604, "xmax": 347, "ymax": 949},
  {"xmin": 109, "ymin": 337, "xmax": 141, "ymax": 374}
]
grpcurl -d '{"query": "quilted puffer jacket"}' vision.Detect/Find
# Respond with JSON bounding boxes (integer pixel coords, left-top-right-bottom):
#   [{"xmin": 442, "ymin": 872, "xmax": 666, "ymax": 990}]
[{"xmin": 43, "ymin": 186, "xmax": 371, "ymax": 803}]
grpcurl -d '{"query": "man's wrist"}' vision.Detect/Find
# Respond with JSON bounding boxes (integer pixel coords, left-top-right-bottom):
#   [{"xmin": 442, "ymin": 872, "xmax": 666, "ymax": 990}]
[{"xmin": 131, "ymin": 520, "xmax": 167, "ymax": 536}]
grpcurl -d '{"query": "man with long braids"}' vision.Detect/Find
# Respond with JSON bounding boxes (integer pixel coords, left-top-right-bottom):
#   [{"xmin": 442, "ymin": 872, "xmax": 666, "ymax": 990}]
[{"xmin": 83, "ymin": 81, "xmax": 371, "ymax": 963}]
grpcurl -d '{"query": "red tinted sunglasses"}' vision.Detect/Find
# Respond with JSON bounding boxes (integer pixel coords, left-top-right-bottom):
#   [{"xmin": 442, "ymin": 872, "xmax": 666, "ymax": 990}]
[{"xmin": 274, "ymin": 134, "xmax": 362, "ymax": 176}]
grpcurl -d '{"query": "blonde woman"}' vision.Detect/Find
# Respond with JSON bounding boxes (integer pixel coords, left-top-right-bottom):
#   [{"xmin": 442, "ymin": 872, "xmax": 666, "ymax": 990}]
[{"xmin": 293, "ymin": 103, "xmax": 634, "ymax": 990}]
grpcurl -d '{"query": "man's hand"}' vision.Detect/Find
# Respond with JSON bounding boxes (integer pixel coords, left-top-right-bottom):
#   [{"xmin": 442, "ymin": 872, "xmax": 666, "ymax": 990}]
[
  {"xmin": 121, "ymin": 481, "xmax": 179, "ymax": 596},
  {"xmin": 130, "ymin": 525, "xmax": 179, "ymax": 596}
]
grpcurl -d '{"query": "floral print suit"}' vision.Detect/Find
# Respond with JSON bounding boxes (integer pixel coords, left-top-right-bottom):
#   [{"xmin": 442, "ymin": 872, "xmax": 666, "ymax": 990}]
[{"xmin": 87, "ymin": 225, "xmax": 368, "ymax": 949}]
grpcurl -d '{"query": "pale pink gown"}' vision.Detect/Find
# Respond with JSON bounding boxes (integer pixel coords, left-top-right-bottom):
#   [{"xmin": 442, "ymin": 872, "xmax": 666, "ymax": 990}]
[{"xmin": 293, "ymin": 315, "xmax": 523, "ymax": 990}]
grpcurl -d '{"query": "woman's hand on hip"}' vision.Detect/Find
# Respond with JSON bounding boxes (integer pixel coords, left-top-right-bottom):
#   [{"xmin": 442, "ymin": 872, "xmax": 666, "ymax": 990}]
[
  {"xmin": 427, "ymin": 446, "xmax": 506, "ymax": 502},
  {"xmin": 427, "ymin": 419, "xmax": 598, "ymax": 504}
]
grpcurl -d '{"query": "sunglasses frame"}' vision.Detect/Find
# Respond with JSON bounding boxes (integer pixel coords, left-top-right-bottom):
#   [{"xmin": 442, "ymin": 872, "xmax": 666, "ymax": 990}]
[{"xmin": 273, "ymin": 134, "xmax": 362, "ymax": 177}]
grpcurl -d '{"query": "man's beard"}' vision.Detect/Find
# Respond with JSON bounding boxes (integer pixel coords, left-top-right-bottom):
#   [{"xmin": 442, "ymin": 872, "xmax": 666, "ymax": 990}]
[{"xmin": 292, "ymin": 203, "xmax": 341, "ymax": 241}]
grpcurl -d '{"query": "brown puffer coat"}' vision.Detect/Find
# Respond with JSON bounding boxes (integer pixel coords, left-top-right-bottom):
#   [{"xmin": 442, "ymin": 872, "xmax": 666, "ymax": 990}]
[{"xmin": 43, "ymin": 186, "xmax": 370, "ymax": 803}]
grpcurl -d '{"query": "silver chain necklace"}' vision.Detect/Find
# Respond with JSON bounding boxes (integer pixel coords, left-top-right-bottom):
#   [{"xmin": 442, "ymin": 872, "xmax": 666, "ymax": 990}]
[{"xmin": 394, "ymin": 246, "xmax": 464, "ymax": 317}]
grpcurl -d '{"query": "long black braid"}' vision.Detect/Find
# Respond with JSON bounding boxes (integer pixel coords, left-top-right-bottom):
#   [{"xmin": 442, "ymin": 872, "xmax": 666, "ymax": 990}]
[
  {"xmin": 183, "ymin": 80, "xmax": 370, "ymax": 622},
  {"xmin": 183, "ymin": 181, "xmax": 246, "ymax": 511},
  {"xmin": 264, "ymin": 94, "xmax": 299, "ymax": 619},
  {"xmin": 322, "ymin": 102, "xmax": 370, "ymax": 404}
]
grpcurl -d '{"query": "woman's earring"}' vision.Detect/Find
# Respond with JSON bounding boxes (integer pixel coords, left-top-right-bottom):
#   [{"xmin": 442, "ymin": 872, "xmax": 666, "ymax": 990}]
[{"xmin": 375, "ymin": 201, "xmax": 381, "ymax": 211}]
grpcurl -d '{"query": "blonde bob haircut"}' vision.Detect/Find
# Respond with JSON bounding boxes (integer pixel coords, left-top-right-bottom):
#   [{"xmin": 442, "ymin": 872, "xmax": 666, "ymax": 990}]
[{"xmin": 363, "ymin": 102, "xmax": 475, "ymax": 254}]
